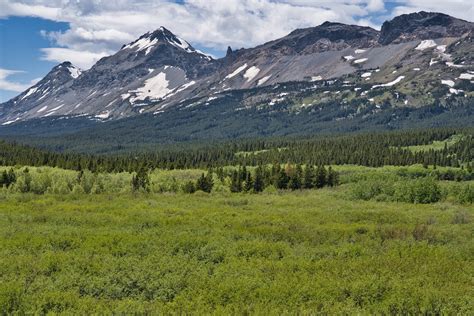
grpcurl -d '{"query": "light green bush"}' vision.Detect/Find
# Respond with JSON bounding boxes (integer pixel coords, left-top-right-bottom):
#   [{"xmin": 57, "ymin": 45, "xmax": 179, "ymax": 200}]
[{"xmin": 394, "ymin": 178, "xmax": 441, "ymax": 204}]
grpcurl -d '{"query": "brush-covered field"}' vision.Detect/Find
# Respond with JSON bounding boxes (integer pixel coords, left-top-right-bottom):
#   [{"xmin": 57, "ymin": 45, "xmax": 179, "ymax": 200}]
[{"xmin": 0, "ymin": 165, "xmax": 473, "ymax": 314}]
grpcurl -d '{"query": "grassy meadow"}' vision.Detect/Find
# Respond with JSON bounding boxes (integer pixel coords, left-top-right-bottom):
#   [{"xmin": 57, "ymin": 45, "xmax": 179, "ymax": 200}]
[{"xmin": 0, "ymin": 164, "xmax": 473, "ymax": 314}]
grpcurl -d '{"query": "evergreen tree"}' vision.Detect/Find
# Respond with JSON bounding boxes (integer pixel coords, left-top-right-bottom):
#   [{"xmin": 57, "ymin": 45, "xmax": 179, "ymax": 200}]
[
  {"xmin": 303, "ymin": 165, "xmax": 315, "ymax": 189},
  {"xmin": 216, "ymin": 167, "xmax": 225, "ymax": 182},
  {"xmin": 182, "ymin": 181, "xmax": 196, "ymax": 194},
  {"xmin": 253, "ymin": 166, "xmax": 265, "ymax": 192},
  {"xmin": 196, "ymin": 172, "xmax": 214, "ymax": 193},
  {"xmin": 326, "ymin": 166, "xmax": 339, "ymax": 187},
  {"xmin": 315, "ymin": 165, "xmax": 327, "ymax": 188},
  {"xmin": 22, "ymin": 168, "xmax": 32, "ymax": 193},
  {"xmin": 230, "ymin": 170, "xmax": 242, "ymax": 193},
  {"xmin": 0, "ymin": 170, "xmax": 8, "ymax": 187},
  {"xmin": 276, "ymin": 169, "xmax": 289, "ymax": 189},
  {"xmin": 243, "ymin": 172, "xmax": 253, "ymax": 192},
  {"xmin": 131, "ymin": 167, "xmax": 150, "ymax": 192},
  {"xmin": 7, "ymin": 169, "xmax": 16, "ymax": 187},
  {"xmin": 288, "ymin": 164, "xmax": 303, "ymax": 190}
]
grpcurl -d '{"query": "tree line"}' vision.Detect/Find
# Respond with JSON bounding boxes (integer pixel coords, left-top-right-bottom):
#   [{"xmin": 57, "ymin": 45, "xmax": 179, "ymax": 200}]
[
  {"xmin": 0, "ymin": 128, "xmax": 472, "ymax": 172},
  {"xmin": 152, "ymin": 164, "xmax": 339, "ymax": 194}
]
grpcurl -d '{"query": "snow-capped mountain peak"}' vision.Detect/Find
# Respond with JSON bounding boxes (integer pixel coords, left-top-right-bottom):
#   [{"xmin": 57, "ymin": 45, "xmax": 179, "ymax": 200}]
[
  {"xmin": 1, "ymin": 12, "xmax": 472, "ymax": 127},
  {"xmin": 121, "ymin": 27, "xmax": 212, "ymax": 60},
  {"xmin": 66, "ymin": 64, "xmax": 82, "ymax": 78}
]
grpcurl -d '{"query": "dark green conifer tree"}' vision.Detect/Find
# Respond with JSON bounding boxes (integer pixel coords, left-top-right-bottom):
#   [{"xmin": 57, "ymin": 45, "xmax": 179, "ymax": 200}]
[
  {"xmin": 196, "ymin": 172, "xmax": 214, "ymax": 193},
  {"xmin": 230, "ymin": 170, "xmax": 242, "ymax": 193},
  {"xmin": 131, "ymin": 167, "xmax": 150, "ymax": 192},
  {"xmin": 315, "ymin": 165, "xmax": 327, "ymax": 188},
  {"xmin": 303, "ymin": 165, "xmax": 315, "ymax": 189},
  {"xmin": 243, "ymin": 172, "xmax": 253, "ymax": 192},
  {"xmin": 253, "ymin": 166, "xmax": 265, "ymax": 192},
  {"xmin": 326, "ymin": 166, "xmax": 339, "ymax": 187},
  {"xmin": 277, "ymin": 169, "xmax": 289, "ymax": 189}
]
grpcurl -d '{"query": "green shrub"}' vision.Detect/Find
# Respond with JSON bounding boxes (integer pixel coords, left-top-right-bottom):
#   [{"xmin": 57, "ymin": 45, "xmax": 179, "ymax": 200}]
[
  {"xmin": 182, "ymin": 181, "xmax": 196, "ymax": 194},
  {"xmin": 451, "ymin": 210, "xmax": 471, "ymax": 224},
  {"xmin": 394, "ymin": 178, "xmax": 441, "ymax": 204},
  {"xmin": 456, "ymin": 184, "xmax": 474, "ymax": 204},
  {"xmin": 350, "ymin": 180, "xmax": 394, "ymax": 201}
]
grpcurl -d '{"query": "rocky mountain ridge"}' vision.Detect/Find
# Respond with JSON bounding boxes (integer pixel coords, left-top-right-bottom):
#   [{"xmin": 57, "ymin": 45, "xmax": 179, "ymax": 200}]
[{"xmin": 0, "ymin": 11, "xmax": 472, "ymax": 127}]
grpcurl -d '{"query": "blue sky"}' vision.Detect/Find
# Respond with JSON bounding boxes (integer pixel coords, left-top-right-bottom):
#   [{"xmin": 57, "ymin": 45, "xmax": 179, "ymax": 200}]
[
  {"xmin": 0, "ymin": 17, "xmax": 69, "ymax": 101},
  {"xmin": 0, "ymin": 0, "xmax": 472, "ymax": 102}
]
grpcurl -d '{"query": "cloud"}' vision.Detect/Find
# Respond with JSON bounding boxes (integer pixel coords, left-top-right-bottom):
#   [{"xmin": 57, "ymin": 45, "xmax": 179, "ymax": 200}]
[
  {"xmin": 0, "ymin": 1, "xmax": 62, "ymax": 20},
  {"xmin": 40, "ymin": 48, "xmax": 110, "ymax": 69},
  {"xmin": 1, "ymin": 0, "xmax": 473, "ymax": 69},
  {"xmin": 0, "ymin": 69, "xmax": 31, "ymax": 92}
]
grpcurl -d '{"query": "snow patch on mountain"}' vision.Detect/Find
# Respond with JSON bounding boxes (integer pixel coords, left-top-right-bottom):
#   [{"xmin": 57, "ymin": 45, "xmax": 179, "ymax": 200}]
[
  {"xmin": 2, "ymin": 118, "xmax": 21, "ymax": 125},
  {"xmin": 257, "ymin": 75, "xmax": 271, "ymax": 86},
  {"xmin": 459, "ymin": 73, "xmax": 474, "ymax": 80},
  {"xmin": 43, "ymin": 111, "xmax": 56, "ymax": 117},
  {"xmin": 95, "ymin": 111, "xmax": 110, "ymax": 119},
  {"xmin": 449, "ymin": 88, "xmax": 462, "ymax": 94},
  {"xmin": 446, "ymin": 62, "xmax": 465, "ymax": 68},
  {"xmin": 225, "ymin": 64, "xmax": 248, "ymax": 79},
  {"xmin": 37, "ymin": 106, "xmax": 48, "ymax": 113},
  {"xmin": 68, "ymin": 66, "xmax": 82, "ymax": 78},
  {"xmin": 244, "ymin": 66, "xmax": 260, "ymax": 82},
  {"xmin": 125, "ymin": 35, "xmax": 158, "ymax": 55},
  {"xmin": 372, "ymin": 76, "xmax": 405, "ymax": 88},
  {"xmin": 165, "ymin": 80, "xmax": 196, "ymax": 98},
  {"xmin": 355, "ymin": 49, "xmax": 366, "ymax": 54},
  {"xmin": 441, "ymin": 79, "xmax": 455, "ymax": 87},
  {"xmin": 354, "ymin": 58, "xmax": 368, "ymax": 64},
  {"xmin": 415, "ymin": 40, "xmax": 437, "ymax": 50},
  {"xmin": 195, "ymin": 49, "xmax": 213, "ymax": 61},
  {"xmin": 436, "ymin": 45, "xmax": 446, "ymax": 53},
  {"xmin": 361, "ymin": 72, "xmax": 372, "ymax": 78},
  {"xmin": 130, "ymin": 72, "xmax": 170, "ymax": 103},
  {"xmin": 344, "ymin": 55, "xmax": 355, "ymax": 61},
  {"xmin": 48, "ymin": 105, "xmax": 64, "ymax": 112},
  {"xmin": 20, "ymin": 87, "xmax": 38, "ymax": 100}
]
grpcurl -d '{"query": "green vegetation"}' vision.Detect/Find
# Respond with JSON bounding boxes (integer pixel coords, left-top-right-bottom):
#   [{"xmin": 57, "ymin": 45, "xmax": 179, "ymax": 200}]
[
  {"xmin": 401, "ymin": 133, "xmax": 464, "ymax": 152},
  {"xmin": 0, "ymin": 127, "xmax": 473, "ymax": 313},
  {"xmin": 0, "ymin": 186, "xmax": 472, "ymax": 313}
]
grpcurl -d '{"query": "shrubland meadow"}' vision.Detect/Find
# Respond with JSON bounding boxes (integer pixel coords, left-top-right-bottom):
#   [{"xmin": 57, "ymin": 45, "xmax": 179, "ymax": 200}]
[{"xmin": 0, "ymin": 128, "xmax": 473, "ymax": 313}]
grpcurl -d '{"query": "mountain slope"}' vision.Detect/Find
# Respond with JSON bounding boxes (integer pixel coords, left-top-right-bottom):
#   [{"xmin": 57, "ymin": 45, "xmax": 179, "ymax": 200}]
[{"xmin": 0, "ymin": 11, "xmax": 473, "ymax": 148}]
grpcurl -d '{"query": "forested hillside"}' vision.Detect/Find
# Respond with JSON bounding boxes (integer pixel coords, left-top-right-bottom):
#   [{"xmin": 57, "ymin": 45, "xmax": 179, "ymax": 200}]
[{"xmin": 1, "ymin": 128, "xmax": 472, "ymax": 171}]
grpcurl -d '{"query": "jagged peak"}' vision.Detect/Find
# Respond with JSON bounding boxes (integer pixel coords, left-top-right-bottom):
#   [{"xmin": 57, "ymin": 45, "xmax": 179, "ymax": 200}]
[
  {"xmin": 121, "ymin": 27, "xmax": 214, "ymax": 60},
  {"xmin": 122, "ymin": 26, "xmax": 193, "ymax": 53},
  {"xmin": 52, "ymin": 61, "xmax": 82, "ymax": 78}
]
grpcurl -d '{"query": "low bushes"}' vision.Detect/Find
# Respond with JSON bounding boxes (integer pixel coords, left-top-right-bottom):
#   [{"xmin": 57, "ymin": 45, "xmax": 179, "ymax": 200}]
[{"xmin": 350, "ymin": 178, "xmax": 443, "ymax": 204}]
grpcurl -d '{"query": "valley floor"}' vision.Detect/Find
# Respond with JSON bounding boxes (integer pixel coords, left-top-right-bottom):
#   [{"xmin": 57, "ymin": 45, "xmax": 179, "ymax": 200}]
[{"xmin": 1, "ymin": 190, "xmax": 472, "ymax": 314}]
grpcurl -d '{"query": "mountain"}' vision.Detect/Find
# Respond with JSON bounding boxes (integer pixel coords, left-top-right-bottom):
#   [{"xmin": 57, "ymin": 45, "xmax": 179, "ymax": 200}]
[{"xmin": 0, "ymin": 12, "xmax": 473, "ymax": 151}]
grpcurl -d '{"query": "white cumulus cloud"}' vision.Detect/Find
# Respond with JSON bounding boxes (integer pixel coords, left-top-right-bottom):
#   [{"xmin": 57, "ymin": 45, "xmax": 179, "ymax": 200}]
[
  {"xmin": 40, "ymin": 48, "xmax": 110, "ymax": 69},
  {"xmin": 0, "ymin": 0, "xmax": 472, "ymax": 70},
  {"xmin": 0, "ymin": 69, "xmax": 30, "ymax": 92}
]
